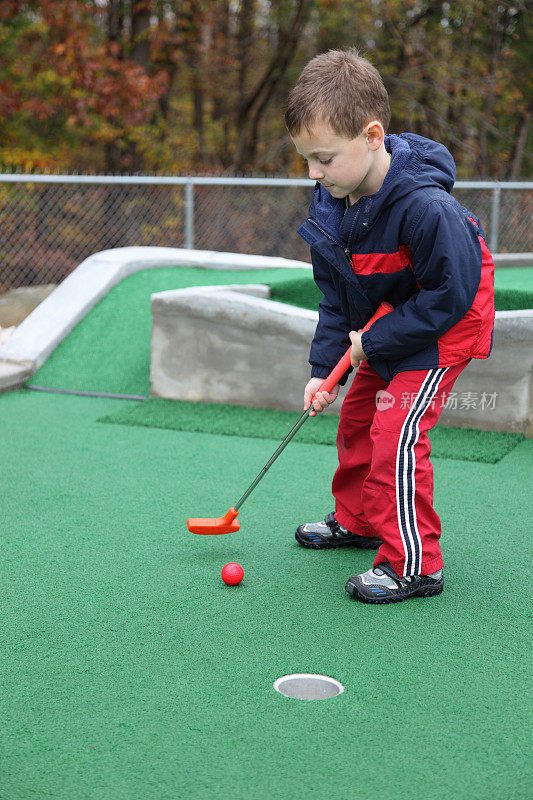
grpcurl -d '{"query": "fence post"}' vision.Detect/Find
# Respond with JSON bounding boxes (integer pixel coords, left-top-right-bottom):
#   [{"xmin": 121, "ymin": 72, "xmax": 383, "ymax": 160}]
[
  {"xmin": 184, "ymin": 180, "xmax": 194, "ymax": 250},
  {"xmin": 490, "ymin": 184, "xmax": 501, "ymax": 253}
]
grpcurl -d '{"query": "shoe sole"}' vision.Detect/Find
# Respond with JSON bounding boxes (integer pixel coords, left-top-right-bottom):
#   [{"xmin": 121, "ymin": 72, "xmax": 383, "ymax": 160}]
[
  {"xmin": 345, "ymin": 578, "xmax": 443, "ymax": 604},
  {"xmin": 295, "ymin": 530, "xmax": 380, "ymax": 550}
]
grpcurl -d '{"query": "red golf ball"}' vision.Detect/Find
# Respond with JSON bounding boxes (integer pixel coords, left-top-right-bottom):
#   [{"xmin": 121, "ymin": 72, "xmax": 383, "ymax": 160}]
[{"xmin": 221, "ymin": 562, "xmax": 244, "ymax": 585}]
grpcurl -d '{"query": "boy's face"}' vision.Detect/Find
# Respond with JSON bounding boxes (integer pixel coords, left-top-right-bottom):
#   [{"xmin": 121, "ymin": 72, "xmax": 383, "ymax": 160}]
[{"xmin": 291, "ymin": 119, "xmax": 385, "ymax": 204}]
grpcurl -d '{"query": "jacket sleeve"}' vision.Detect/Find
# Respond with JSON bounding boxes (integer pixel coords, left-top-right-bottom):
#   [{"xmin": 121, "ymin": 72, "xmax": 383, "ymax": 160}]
[
  {"xmin": 309, "ymin": 252, "xmax": 352, "ymax": 382},
  {"xmin": 361, "ymin": 200, "xmax": 482, "ymax": 361}
]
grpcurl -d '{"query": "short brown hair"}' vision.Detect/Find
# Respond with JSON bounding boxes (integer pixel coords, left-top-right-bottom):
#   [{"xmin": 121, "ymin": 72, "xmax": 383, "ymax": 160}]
[{"xmin": 285, "ymin": 48, "xmax": 390, "ymax": 138}]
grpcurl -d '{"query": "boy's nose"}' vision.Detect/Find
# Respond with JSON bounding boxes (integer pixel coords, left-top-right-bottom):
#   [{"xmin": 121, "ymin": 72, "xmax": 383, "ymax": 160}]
[{"xmin": 308, "ymin": 163, "xmax": 324, "ymax": 181}]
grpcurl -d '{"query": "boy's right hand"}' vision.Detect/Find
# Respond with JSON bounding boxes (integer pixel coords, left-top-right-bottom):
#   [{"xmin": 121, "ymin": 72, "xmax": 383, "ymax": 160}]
[{"xmin": 304, "ymin": 378, "xmax": 339, "ymax": 417}]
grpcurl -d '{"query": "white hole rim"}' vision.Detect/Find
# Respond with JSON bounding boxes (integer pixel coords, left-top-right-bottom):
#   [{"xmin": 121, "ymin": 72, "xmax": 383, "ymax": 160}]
[{"xmin": 273, "ymin": 673, "xmax": 345, "ymax": 700}]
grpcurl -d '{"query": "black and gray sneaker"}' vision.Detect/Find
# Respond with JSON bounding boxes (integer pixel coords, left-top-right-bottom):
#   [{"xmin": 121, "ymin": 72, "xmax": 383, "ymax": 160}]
[
  {"xmin": 345, "ymin": 561, "xmax": 443, "ymax": 604},
  {"xmin": 295, "ymin": 512, "xmax": 381, "ymax": 550}
]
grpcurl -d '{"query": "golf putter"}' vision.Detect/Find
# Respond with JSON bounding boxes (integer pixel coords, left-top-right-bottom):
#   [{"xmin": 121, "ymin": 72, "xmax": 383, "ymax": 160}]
[{"xmin": 187, "ymin": 301, "xmax": 393, "ymax": 535}]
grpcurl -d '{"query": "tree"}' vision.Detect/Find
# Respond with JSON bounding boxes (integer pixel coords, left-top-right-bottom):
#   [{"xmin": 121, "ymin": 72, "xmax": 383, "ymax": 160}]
[
  {"xmin": 0, "ymin": 0, "xmax": 167, "ymax": 171},
  {"xmin": 0, "ymin": 0, "xmax": 530, "ymax": 177}
]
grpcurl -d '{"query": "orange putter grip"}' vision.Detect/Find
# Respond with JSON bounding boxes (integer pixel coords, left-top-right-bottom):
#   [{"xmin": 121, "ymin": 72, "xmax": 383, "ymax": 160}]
[{"xmin": 314, "ymin": 302, "xmax": 393, "ymax": 397}]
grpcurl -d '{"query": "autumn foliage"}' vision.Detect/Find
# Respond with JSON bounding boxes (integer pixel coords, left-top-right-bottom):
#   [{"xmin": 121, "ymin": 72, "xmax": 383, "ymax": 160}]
[{"xmin": 0, "ymin": 0, "xmax": 531, "ymax": 178}]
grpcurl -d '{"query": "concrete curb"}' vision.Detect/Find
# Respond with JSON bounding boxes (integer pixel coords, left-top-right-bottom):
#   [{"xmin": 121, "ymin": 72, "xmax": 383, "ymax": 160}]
[
  {"xmin": 493, "ymin": 252, "xmax": 533, "ymax": 268},
  {"xmin": 150, "ymin": 284, "xmax": 337, "ymax": 411},
  {"xmin": 151, "ymin": 286, "xmax": 533, "ymax": 435},
  {"xmin": 2, "ymin": 244, "xmax": 532, "ymax": 435},
  {"xmin": 0, "ymin": 246, "xmax": 310, "ymax": 393}
]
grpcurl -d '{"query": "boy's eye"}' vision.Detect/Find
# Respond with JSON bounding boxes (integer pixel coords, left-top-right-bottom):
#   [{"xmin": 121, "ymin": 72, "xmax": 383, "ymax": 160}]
[{"xmin": 301, "ymin": 156, "xmax": 333, "ymax": 166}]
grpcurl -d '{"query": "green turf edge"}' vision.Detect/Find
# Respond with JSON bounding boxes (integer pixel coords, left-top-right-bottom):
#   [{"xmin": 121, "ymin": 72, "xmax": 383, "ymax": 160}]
[
  {"xmin": 97, "ymin": 397, "xmax": 525, "ymax": 464},
  {"xmin": 29, "ymin": 267, "xmax": 313, "ymax": 396},
  {"xmin": 29, "ymin": 266, "xmax": 532, "ymax": 400},
  {"xmin": 269, "ymin": 274, "xmax": 533, "ymax": 312}
]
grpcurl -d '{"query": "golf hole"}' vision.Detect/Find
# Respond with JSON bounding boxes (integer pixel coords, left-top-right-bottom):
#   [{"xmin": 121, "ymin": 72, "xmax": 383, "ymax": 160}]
[{"xmin": 273, "ymin": 673, "xmax": 345, "ymax": 700}]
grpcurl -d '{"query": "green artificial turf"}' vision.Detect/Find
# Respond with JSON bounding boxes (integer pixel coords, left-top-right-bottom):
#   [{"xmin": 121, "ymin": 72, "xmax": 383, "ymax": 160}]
[
  {"xmin": 6, "ymin": 261, "xmax": 532, "ymax": 798},
  {"xmin": 30, "ymin": 266, "xmax": 312, "ymax": 396},
  {"xmin": 98, "ymin": 397, "xmax": 524, "ymax": 464},
  {"xmin": 1, "ymin": 389, "xmax": 532, "ymax": 800},
  {"xmin": 29, "ymin": 265, "xmax": 532, "ymax": 400},
  {"xmin": 493, "ymin": 266, "xmax": 533, "ymax": 308},
  {"xmin": 270, "ymin": 267, "xmax": 533, "ymax": 312},
  {"xmin": 269, "ymin": 274, "xmax": 322, "ymax": 311}
]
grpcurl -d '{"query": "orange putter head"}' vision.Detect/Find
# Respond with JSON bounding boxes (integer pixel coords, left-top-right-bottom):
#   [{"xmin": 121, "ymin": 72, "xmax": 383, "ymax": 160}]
[{"xmin": 187, "ymin": 507, "xmax": 240, "ymax": 535}]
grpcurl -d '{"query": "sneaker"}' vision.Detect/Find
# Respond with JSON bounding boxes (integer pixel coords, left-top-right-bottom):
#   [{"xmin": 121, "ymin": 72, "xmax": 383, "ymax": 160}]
[
  {"xmin": 295, "ymin": 512, "xmax": 381, "ymax": 550},
  {"xmin": 345, "ymin": 561, "xmax": 443, "ymax": 604}
]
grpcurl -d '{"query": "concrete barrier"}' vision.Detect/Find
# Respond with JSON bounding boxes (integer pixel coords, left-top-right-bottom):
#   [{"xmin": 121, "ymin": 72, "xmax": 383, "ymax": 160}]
[
  {"xmin": 493, "ymin": 252, "xmax": 533, "ymax": 268},
  {"xmin": 151, "ymin": 286, "xmax": 533, "ymax": 436},
  {"xmin": 150, "ymin": 285, "xmax": 351, "ymax": 413},
  {"xmin": 440, "ymin": 311, "xmax": 533, "ymax": 435},
  {"xmin": 2, "ymin": 242, "xmax": 531, "ymax": 436},
  {"xmin": 0, "ymin": 246, "xmax": 310, "ymax": 393}
]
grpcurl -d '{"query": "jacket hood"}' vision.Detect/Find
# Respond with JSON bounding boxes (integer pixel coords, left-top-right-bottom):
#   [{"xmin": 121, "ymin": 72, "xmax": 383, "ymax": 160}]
[
  {"xmin": 382, "ymin": 132, "xmax": 456, "ymax": 200},
  {"xmin": 309, "ymin": 133, "xmax": 457, "ymax": 238}
]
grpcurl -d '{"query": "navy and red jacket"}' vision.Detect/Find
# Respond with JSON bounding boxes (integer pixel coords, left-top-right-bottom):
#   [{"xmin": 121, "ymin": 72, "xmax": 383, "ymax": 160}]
[{"xmin": 297, "ymin": 133, "xmax": 495, "ymax": 384}]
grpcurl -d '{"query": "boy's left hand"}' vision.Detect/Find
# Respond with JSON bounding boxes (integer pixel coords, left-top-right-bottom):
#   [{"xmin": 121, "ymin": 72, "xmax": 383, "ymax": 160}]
[{"xmin": 349, "ymin": 330, "xmax": 367, "ymax": 368}]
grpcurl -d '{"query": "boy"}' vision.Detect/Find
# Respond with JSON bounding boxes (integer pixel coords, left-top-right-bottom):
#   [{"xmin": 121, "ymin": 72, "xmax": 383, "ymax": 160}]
[{"xmin": 285, "ymin": 49, "xmax": 495, "ymax": 604}]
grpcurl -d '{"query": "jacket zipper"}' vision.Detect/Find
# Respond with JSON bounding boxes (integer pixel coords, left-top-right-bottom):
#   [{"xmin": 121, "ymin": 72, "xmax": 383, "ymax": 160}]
[
  {"xmin": 307, "ymin": 218, "xmax": 351, "ymax": 262},
  {"xmin": 307, "ymin": 216, "xmax": 371, "ymax": 311}
]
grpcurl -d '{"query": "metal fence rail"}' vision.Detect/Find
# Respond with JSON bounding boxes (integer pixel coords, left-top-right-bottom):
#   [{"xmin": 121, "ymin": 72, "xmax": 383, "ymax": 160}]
[{"xmin": 0, "ymin": 174, "xmax": 531, "ymax": 292}]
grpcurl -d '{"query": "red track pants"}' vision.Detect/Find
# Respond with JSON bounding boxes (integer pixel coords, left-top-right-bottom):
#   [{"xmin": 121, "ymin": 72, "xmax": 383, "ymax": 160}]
[{"xmin": 333, "ymin": 360, "xmax": 470, "ymax": 576}]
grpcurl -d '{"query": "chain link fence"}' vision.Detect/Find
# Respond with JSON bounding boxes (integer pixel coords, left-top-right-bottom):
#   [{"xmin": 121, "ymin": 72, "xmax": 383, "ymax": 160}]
[{"xmin": 0, "ymin": 175, "xmax": 531, "ymax": 293}]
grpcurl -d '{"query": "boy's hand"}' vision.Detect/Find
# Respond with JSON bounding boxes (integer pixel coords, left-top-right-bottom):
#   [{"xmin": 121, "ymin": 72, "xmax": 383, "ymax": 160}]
[
  {"xmin": 349, "ymin": 330, "xmax": 367, "ymax": 368},
  {"xmin": 304, "ymin": 377, "xmax": 339, "ymax": 417}
]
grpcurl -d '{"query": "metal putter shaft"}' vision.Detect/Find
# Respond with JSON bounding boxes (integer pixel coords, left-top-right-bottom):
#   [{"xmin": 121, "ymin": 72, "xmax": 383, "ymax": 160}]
[{"xmin": 186, "ymin": 302, "xmax": 393, "ymax": 535}]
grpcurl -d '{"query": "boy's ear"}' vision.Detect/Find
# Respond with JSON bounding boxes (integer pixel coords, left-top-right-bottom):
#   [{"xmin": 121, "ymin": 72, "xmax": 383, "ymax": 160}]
[{"xmin": 363, "ymin": 120, "xmax": 385, "ymax": 150}]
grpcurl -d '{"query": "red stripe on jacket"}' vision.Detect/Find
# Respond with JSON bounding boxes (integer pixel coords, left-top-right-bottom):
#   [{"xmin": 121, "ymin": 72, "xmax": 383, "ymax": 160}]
[
  {"xmin": 351, "ymin": 246, "xmax": 412, "ymax": 276},
  {"xmin": 351, "ymin": 225, "xmax": 494, "ymax": 364},
  {"xmin": 437, "ymin": 234, "xmax": 495, "ymax": 362}
]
